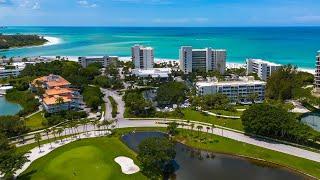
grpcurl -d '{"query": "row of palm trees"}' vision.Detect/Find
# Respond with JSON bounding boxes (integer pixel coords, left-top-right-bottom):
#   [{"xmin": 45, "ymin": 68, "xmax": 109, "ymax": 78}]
[
  {"xmin": 33, "ymin": 119, "xmax": 116, "ymax": 152},
  {"xmin": 168, "ymin": 120, "xmax": 217, "ymax": 138}
]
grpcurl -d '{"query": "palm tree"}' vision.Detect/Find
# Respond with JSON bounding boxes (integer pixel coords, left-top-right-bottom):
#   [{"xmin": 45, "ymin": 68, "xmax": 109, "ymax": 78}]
[
  {"xmin": 57, "ymin": 128, "xmax": 64, "ymax": 143},
  {"xmin": 190, "ymin": 123, "xmax": 195, "ymax": 132},
  {"xmin": 211, "ymin": 124, "xmax": 215, "ymax": 134},
  {"xmin": 97, "ymin": 123, "xmax": 101, "ymax": 136},
  {"xmin": 34, "ymin": 133, "xmax": 42, "ymax": 152},
  {"xmin": 206, "ymin": 126, "xmax": 210, "ymax": 134},
  {"xmin": 196, "ymin": 125, "xmax": 203, "ymax": 137},
  {"xmin": 51, "ymin": 127, "xmax": 57, "ymax": 142},
  {"xmin": 45, "ymin": 128, "xmax": 52, "ymax": 149},
  {"xmin": 55, "ymin": 96, "xmax": 64, "ymax": 111},
  {"xmin": 92, "ymin": 120, "xmax": 99, "ymax": 136}
]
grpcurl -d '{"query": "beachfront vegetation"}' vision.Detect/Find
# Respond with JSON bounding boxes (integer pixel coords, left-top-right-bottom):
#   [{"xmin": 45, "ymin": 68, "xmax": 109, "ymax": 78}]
[
  {"xmin": 0, "ymin": 34, "xmax": 48, "ymax": 49},
  {"xmin": 18, "ymin": 137, "xmax": 146, "ymax": 180},
  {"xmin": 242, "ymin": 104, "xmax": 320, "ymax": 147},
  {"xmin": 137, "ymin": 137, "xmax": 176, "ymax": 179},
  {"xmin": 0, "ymin": 132, "xmax": 28, "ymax": 179}
]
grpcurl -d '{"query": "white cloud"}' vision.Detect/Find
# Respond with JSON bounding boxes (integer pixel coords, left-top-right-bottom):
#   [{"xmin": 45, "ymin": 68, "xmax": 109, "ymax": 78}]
[
  {"xmin": 19, "ymin": 0, "xmax": 40, "ymax": 10},
  {"xmin": 77, "ymin": 0, "xmax": 97, "ymax": 8},
  {"xmin": 32, "ymin": 1, "xmax": 39, "ymax": 9}
]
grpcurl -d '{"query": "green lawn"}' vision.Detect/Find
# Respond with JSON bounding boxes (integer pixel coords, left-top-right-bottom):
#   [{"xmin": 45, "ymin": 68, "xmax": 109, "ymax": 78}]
[
  {"xmin": 174, "ymin": 130, "xmax": 320, "ymax": 179},
  {"xmin": 174, "ymin": 109, "xmax": 244, "ymax": 131},
  {"xmin": 210, "ymin": 109, "xmax": 243, "ymax": 117},
  {"xmin": 25, "ymin": 111, "xmax": 47, "ymax": 131},
  {"xmin": 18, "ymin": 137, "xmax": 146, "ymax": 180}
]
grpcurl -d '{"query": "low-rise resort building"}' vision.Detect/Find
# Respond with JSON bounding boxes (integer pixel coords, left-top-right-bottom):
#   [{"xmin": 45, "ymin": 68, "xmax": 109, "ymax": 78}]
[
  {"xmin": 31, "ymin": 74, "xmax": 84, "ymax": 113},
  {"xmin": 131, "ymin": 68, "xmax": 172, "ymax": 79},
  {"xmin": 246, "ymin": 58, "xmax": 282, "ymax": 81},
  {"xmin": 196, "ymin": 76, "xmax": 266, "ymax": 104}
]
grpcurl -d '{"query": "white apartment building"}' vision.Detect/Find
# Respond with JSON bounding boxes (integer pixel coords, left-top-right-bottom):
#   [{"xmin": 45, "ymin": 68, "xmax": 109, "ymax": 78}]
[
  {"xmin": 246, "ymin": 58, "xmax": 282, "ymax": 81},
  {"xmin": 179, "ymin": 46, "xmax": 226, "ymax": 74},
  {"xmin": 78, "ymin": 56, "xmax": 118, "ymax": 68},
  {"xmin": 131, "ymin": 45, "xmax": 154, "ymax": 69},
  {"xmin": 132, "ymin": 68, "xmax": 171, "ymax": 79},
  {"xmin": 314, "ymin": 51, "xmax": 320, "ymax": 92},
  {"xmin": 196, "ymin": 76, "xmax": 266, "ymax": 104}
]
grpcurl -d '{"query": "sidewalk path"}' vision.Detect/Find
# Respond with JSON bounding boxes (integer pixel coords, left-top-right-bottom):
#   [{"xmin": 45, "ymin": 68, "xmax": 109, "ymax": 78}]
[{"xmin": 14, "ymin": 119, "xmax": 320, "ymax": 163}]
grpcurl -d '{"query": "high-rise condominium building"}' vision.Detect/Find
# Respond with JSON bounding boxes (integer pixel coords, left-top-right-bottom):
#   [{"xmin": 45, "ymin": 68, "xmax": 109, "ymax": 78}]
[
  {"xmin": 179, "ymin": 46, "xmax": 226, "ymax": 74},
  {"xmin": 314, "ymin": 51, "xmax": 320, "ymax": 92},
  {"xmin": 131, "ymin": 45, "xmax": 154, "ymax": 69},
  {"xmin": 246, "ymin": 59, "xmax": 282, "ymax": 81}
]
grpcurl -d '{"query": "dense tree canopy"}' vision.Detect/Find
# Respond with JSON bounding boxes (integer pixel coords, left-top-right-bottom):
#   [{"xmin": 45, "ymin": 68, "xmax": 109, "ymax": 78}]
[
  {"xmin": 266, "ymin": 65, "xmax": 314, "ymax": 101},
  {"xmin": 0, "ymin": 34, "xmax": 48, "ymax": 49},
  {"xmin": 242, "ymin": 104, "xmax": 319, "ymax": 145},
  {"xmin": 123, "ymin": 89, "xmax": 154, "ymax": 117},
  {"xmin": 156, "ymin": 82, "xmax": 187, "ymax": 106},
  {"xmin": 82, "ymin": 86, "xmax": 104, "ymax": 111},
  {"xmin": 137, "ymin": 137, "xmax": 176, "ymax": 179},
  {"xmin": 0, "ymin": 133, "xmax": 28, "ymax": 179},
  {"xmin": 0, "ymin": 116, "xmax": 27, "ymax": 137}
]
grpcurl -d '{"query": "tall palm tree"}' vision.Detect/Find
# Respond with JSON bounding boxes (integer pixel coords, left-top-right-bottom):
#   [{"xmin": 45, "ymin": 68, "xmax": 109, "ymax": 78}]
[
  {"xmin": 206, "ymin": 126, "xmax": 210, "ymax": 138},
  {"xmin": 196, "ymin": 125, "xmax": 203, "ymax": 137},
  {"xmin": 92, "ymin": 120, "xmax": 99, "ymax": 135},
  {"xmin": 34, "ymin": 133, "xmax": 42, "ymax": 152},
  {"xmin": 97, "ymin": 123, "xmax": 101, "ymax": 136},
  {"xmin": 211, "ymin": 124, "xmax": 215, "ymax": 134},
  {"xmin": 57, "ymin": 128, "xmax": 64, "ymax": 143},
  {"xmin": 51, "ymin": 127, "xmax": 57, "ymax": 142},
  {"xmin": 44, "ymin": 128, "xmax": 52, "ymax": 149},
  {"xmin": 190, "ymin": 123, "xmax": 195, "ymax": 132}
]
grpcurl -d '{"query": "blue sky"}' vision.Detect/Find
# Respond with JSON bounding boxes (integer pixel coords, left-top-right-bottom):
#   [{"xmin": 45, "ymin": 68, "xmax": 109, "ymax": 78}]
[{"xmin": 0, "ymin": 0, "xmax": 320, "ymax": 26}]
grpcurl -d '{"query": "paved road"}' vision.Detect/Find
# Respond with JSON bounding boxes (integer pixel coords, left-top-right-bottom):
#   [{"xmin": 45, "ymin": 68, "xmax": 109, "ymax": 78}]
[
  {"xmin": 15, "ymin": 118, "xmax": 320, "ymax": 163},
  {"xmin": 101, "ymin": 88, "xmax": 113, "ymax": 120}
]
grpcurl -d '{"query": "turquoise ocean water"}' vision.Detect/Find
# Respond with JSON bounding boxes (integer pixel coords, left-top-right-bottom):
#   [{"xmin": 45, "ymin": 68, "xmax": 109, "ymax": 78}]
[{"xmin": 1, "ymin": 26, "xmax": 320, "ymax": 69}]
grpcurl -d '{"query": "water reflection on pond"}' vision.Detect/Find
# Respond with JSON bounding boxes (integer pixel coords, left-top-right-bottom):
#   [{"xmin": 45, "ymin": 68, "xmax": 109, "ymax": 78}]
[{"xmin": 121, "ymin": 131, "xmax": 307, "ymax": 180}]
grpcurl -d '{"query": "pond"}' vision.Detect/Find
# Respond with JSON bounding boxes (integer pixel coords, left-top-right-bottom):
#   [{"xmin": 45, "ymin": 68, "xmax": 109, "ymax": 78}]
[
  {"xmin": 0, "ymin": 96, "xmax": 22, "ymax": 116},
  {"xmin": 301, "ymin": 113, "xmax": 320, "ymax": 132},
  {"xmin": 121, "ymin": 131, "xmax": 307, "ymax": 180}
]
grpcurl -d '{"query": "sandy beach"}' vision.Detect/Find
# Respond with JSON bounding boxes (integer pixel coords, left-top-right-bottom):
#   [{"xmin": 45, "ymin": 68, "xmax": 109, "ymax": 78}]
[
  {"xmin": 43, "ymin": 36, "xmax": 62, "ymax": 46},
  {"xmin": 42, "ymin": 55, "xmax": 315, "ymax": 74}
]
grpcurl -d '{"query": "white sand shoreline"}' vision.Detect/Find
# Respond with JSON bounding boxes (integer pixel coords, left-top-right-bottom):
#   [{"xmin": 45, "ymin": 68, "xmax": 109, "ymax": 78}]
[
  {"xmin": 42, "ymin": 55, "xmax": 315, "ymax": 74},
  {"xmin": 43, "ymin": 36, "xmax": 62, "ymax": 46}
]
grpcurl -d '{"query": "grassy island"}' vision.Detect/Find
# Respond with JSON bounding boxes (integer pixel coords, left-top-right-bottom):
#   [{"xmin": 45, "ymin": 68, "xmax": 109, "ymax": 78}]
[{"xmin": 0, "ymin": 34, "xmax": 48, "ymax": 49}]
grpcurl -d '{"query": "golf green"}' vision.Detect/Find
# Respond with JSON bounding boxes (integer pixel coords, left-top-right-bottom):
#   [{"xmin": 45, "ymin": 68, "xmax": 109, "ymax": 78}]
[{"xmin": 18, "ymin": 137, "xmax": 146, "ymax": 180}]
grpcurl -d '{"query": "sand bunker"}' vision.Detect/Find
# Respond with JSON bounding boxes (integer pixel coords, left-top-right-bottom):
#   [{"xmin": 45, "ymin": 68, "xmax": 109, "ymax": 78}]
[{"xmin": 114, "ymin": 156, "xmax": 140, "ymax": 174}]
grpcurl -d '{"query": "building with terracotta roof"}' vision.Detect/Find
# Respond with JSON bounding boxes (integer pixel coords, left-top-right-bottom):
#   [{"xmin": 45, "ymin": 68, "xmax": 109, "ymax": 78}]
[{"xmin": 31, "ymin": 74, "xmax": 84, "ymax": 113}]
